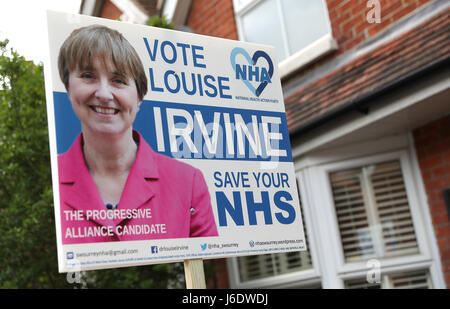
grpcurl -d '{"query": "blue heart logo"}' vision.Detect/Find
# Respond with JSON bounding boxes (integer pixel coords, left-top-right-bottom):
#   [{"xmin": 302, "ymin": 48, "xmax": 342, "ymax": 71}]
[{"xmin": 230, "ymin": 48, "xmax": 274, "ymax": 97}]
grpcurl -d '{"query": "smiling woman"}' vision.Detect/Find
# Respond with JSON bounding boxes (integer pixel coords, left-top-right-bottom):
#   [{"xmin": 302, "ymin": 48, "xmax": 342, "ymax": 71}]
[
  {"xmin": 56, "ymin": 25, "xmax": 218, "ymax": 244},
  {"xmin": 67, "ymin": 57, "xmax": 141, "ymax": 137}
]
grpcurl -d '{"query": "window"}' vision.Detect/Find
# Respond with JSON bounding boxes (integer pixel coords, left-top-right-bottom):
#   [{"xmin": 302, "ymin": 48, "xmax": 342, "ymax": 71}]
[
  {"xmin": 330, "ymin": 160, "xmax": 419, "ymax": 263},
  {"xmin": 309, "ymin": 150, "xmax": 443, "ymax": 288},
  {"xmin": 228, "ymin": 140, "xmax": 445, "ymax": 288},
  {"xmin": 233, "ymin": 0, "xmax": 337, "ymax": 77}
]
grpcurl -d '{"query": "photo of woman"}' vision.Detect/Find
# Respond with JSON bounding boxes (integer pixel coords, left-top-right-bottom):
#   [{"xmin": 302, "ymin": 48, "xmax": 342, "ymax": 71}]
[{"xmin": 57, "ymin": 25, "xmax": 218, "ymax": 244}]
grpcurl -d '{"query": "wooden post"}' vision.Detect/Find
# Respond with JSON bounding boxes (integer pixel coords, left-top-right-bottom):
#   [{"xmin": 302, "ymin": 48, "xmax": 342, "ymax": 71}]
[{"xmin": 184, "ymin": 259, "xmax": 206, "ymax": 289}]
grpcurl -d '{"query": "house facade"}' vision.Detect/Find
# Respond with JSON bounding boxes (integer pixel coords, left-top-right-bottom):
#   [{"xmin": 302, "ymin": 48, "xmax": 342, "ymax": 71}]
[{"xmin": 79, "ymin": 0, "xmax": 450, "ymax": 288}]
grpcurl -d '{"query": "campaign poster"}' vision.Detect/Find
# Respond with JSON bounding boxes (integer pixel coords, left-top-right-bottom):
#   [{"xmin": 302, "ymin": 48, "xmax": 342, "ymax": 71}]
[{"xmin": 44, "ymin": 11, "xmax": 306, "ymax": 272}]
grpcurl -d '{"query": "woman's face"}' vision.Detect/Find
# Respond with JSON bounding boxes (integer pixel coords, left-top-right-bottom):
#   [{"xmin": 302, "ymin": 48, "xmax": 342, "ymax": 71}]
[{"xmin": 68, "ymin": 57, "xmax": 140, "ymax": 137}]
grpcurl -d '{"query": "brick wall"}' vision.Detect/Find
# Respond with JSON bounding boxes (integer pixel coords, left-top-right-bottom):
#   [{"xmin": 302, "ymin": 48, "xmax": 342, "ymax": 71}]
[
  {"xmin": 186, "ymin": 0, "xmax": 238, "ymax": 40},
  {"xmin": 100, "ymin": 0, "xmax": 122, "ymax": 20},
  {"xmin": 327, "ymin": 0, "xmax": 435, "ymax": 55},
  {"xmin": 413, "ymin": 114, "xmax": 450, "ymax": 288},
  {"xmin": 186, "ymin": 0, "xmax": 435, "ymax": 57},
  {"xmin": 205, "ymin": 259, "xmax": 230, "ymax": 288},
  {"xmin": 281, "ymin": 0, "xmax": 436, "ymax": 86}
]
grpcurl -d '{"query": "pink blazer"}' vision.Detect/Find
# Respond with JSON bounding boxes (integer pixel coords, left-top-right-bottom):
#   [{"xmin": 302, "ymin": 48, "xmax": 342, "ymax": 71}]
[{"xmin": 58, "ymin": 131, "xmax": 218, "ymax": 244}]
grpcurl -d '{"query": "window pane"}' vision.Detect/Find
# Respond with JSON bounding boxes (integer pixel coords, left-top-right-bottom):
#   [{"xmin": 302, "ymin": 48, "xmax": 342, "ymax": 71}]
[
  {"xmin": 345, "ymin": 278, "xmax": 381, "ymax": 289},
  {"xmin": 238, "ymin": 180, "xmax": 312, "ymax": 282},
  {"xmin": 389, "ymin": 270, "xmax": 432, "ymax": 289},
  {"xmin": 238, "ymin": 0, "xmax": 331, "ymax": 61},
  {"xmin": 330, "ymin": 167, "xmax": 376, "ymax": 260},
  {"xmin": 241, "ymin": 0, "xmax": 287, "ymax": 61},
  {"xmin": 330, "ymin": 160, "xmax": 419, "ymax": 262},
  {"xmin": 281, "ymin": 0, "xmax": 330, "ymax": 53},
  {"xmin": 370, "ymin": 161, "xmax": 419, "ymax": 256},
  {"xmin": 345, "ymin": 270, "xmax": 432, "ymax": 289},
  {"xmin": 238, "ymin": 253, "xmax": 277, "ymax": 281}
]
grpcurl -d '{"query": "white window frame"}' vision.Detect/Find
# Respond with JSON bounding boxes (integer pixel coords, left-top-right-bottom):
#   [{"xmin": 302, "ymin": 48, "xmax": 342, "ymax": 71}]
[
  {"xmin": 232, "ymin": 0, "xmax": 338, "ymax": 78},
  {"xmin": 303, "ymin": 148, "xmax": 444, "ymax": 288},
  {"xmin": 228, "ymin": 134, "xmax": 446, "ymax": 288}
]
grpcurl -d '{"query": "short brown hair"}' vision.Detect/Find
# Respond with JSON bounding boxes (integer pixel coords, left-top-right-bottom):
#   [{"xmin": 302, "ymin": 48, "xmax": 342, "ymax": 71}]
[{"xmin": 58, "ymin": 25, "xmax": 147, "ymax": 100}]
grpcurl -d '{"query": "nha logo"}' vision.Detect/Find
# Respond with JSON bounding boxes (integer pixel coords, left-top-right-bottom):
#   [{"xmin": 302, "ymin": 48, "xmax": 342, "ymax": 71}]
[{"xmin": 230, "ymin": 47, "xmax": 274, "ymax": 97}]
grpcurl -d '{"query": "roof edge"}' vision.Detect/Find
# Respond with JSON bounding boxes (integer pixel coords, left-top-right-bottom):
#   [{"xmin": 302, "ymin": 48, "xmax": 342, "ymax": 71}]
[{"xmin": 289, "ymin": 55, "xmax": 450, "ymax": 138}]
